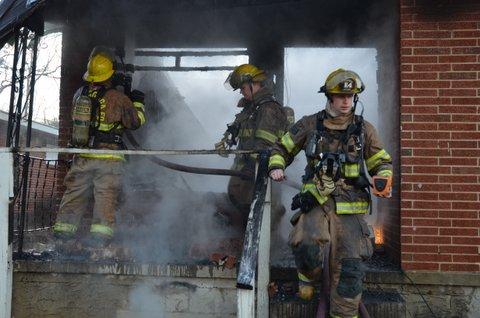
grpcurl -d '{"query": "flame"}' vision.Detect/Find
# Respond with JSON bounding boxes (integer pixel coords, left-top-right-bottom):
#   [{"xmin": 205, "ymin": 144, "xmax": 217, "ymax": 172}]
[{"xmin": 374, "ymin": 227, "xmax": 384, "ymax": 245}]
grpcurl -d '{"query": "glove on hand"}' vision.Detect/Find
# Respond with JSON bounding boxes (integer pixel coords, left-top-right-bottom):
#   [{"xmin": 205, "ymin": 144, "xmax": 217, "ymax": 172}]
[
  {"xmin": 129, "ymin": 89, "xmax": 145, "ymax": 104},
  {"xmin": 215, "ymin": 136, "xmax": 229, "ymax": 158},
  {"xmin": 291, "ymin": 192, "xmax": 318, "ymax": 213}
]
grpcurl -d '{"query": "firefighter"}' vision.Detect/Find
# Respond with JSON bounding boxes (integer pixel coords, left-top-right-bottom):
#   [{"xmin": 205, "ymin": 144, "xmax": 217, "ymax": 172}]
[
  {"xmin": 53, "ymin": 47, "xmax": 146, "ymax": 252},
  {"xmin": 269, "ymin": 69, "xmax": 392, "ymax": 317},
  {"xmin": 215, "ymin": 64, "xmax": 292, "ymax": 225}
]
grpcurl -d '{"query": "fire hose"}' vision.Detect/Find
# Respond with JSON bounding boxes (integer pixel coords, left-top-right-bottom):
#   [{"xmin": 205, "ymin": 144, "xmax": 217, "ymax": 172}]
[{"xmin": 124, "ymin": 131, "xmax": 302, "ymax": 190}]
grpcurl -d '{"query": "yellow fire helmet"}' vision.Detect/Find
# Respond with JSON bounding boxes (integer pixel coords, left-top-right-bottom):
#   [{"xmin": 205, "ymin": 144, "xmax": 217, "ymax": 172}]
[
  {"xmin": 318, "ymin": 68, "xmax": 365, "ymax": 95},
  {"xmin": 224, "ymin": 64, "xmax": 267, "ymax": 90},
  {"xmin": 83, "ymin": 53, "xmax": 115, "ymax": 83}
]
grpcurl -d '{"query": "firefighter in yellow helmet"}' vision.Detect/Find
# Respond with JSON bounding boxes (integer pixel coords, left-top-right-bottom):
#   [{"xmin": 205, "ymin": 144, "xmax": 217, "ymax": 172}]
[
  {"xmin": 53, "ymin": 46, "xmax": 146, "ymax": 255},
  {"xmin": 215, "ymin": 64, "xmax": 292, "ymax": 227},
  {"xmin": 269, "ymin": 69, "xmax": 392, "ymax": 317}
]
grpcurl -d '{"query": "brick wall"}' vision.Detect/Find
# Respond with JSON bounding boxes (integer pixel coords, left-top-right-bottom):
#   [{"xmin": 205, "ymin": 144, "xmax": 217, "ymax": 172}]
[{"xmin": 400, "ymin": 0, "xmax": 480, "ymax": 272}]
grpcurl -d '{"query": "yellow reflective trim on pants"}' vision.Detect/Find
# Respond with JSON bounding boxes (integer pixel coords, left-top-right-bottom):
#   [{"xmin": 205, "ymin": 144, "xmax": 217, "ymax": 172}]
[
  {"xmin": 365, "ymin": 149, "xmax": 391, "ymax": 171},
  {"xmin": 330, "ymin": 315, "xmax": 358, "ymax": 318},
  {"xmin": 280, "ymin": 132, "xmax": 296, "ymax": 153},
  {"xmin": 269, "ymin": 154, "xmax": 286, "ymax": 169},
  {"xmin": 336, "ymin": 201, "xmax": 369, "ymax": 214},
  {"xmin": 377, "ymin": 169, "xmax": 393, "ymax": 177},
  {"xmin": 53, "ymin": 222, "xmax": 77, "ymax": 234},
  {"xmin": 79, "ymin": 153, "xmax": 125, "ymax": 160},
  {"xmin": 90, "ymin": 224, "xmax": 114, "ymax": 237},
  {"xmin": 342, "ymin": 163, "xmax": 360, "ymax": 178},
  {"xmin": 239, "ymin": 128, "xmax": 253, "ymax": 138},
  {"xmin": 302, "ymin": 183, "xmax": 328, "ymax": 205},
  {"xmin": 255, "ymin": 129, "xmax": 278, "ymax": 143}
]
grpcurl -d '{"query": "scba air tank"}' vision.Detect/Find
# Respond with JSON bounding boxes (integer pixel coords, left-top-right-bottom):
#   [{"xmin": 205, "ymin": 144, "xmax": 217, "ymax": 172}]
[{"xmin": 71, "ymin": 94, "xmax": 92, "ymax": 147}]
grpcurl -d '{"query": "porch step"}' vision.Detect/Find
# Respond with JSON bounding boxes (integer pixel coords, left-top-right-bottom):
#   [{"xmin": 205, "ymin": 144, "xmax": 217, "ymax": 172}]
[{"xmin": 269, "ymin": 281, "xmax": 406, "ymax": 318}]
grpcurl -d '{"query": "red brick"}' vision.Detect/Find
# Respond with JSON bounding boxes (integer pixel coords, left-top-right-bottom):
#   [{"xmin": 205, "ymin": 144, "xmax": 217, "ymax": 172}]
[
  {"xmin": 451, "ymin": 184, "xmax": 480, "ymax": 192},
  {"xmin": 452, "ymin": 219, "xmax": 480, "ymax": 228},
  {"xmin": 412, "ymin": 166, "xmax": 451, "ymax": 174},
  {"xmin": 403, "ymin": 72, "xmax": 438, "ymax": 80},
  {"xmin": 441, "ymin": 263, "xmax": 479, "ymax": 272},
  {"xmin": 414, "ymin": 235, "xmax": 451, "ymax": 245},
  {"xmin": 413, "ymin": 218, "xmax": 451, "ymax": 227},
  {"xmin": 453, "ymin": 30, "xmax": 480, "ymax": 38},
  {"xmin": 440, "ymin": 89, "xmax": 477, "ymax": 97},
  {"xmin": 452, "ymin": 64, "xmax": 480, "ymax": 71},
  {"xmin": 401, "ymin": 48, "xmax": 413, "ymax": 55},
  {"xmin": 452, "ymin": 97, "xmax": 480, "ymax": 105},
  {"xmin": 403, "ymin": 226, "xmax": 440, "ymax": 236},
  {"xmin": 402, "ymin": 210, "xmax": 438, "ymax": 218},
  {"xmin": 401, "ymin": 235, "xmax": 413, "ymax": 244},
  {"xmin": 402, "ymin": 253, "xmax": 413, "ymax": 262},
  {"xmin": 402, "ymin": 89, "xmax": 438, "ymax": 97},
  {"xmin": 403, "ymin": 262, "xmax": 439, "ymax": 271},
  {"xmin": 413, "ymin": 148, "xmax": 450, "ymax": 156},
  {"xmin": 439, "ymin": 55, "xmax": 477, "ymax": 63},
  {"xmin": 452, "ymin": 202, "xmax": 480, "ymax": 210},
  {"xmin": 439, "ymin": 72, "xmax": 476, "ymax": 80},
  {"xmin": 402, "ymin": 157, "xmax": 439, "ymax": 165},
  {"xmin": 402, "ymin": 175, "xmax": 439, "ymax": 183},
  {"xmin": 413, "ymin": 114, "xmax": 451, "ymax": 122},
  {"xmin": 452, "ymin": 47, "xmax": 480, "ymax": 54},
  {"xmin": 401, "ymin": 30, "xmax": 413, "ymax": 39},
  {"xmin": 412, "ymin": 131, "xmax": 449, "ymax": 139},
  {"xmin": 402, "ymin": 244, "xmax": 438, "ymax": 253},
  {"xmin": 401, "ymin": 56, "xmax": 438, "ymax": 64},
  {"xmin": 413, "ymin": 201, "xmax": 452, "ymax": 210},
  {"xmin": 438, "ymin": 22, "xmax": 478, "ymax": 30},
  {"xmin": 451, "ymin": 166, "xmax": 480, "ymax": 174},
  {"xmin": 401, "ymin": 106, "xmax": 438, "ymax": 114},
  {"xmin": 402, "ymin": 201, "xmax": 413, "ymax": 209},
  {"xmin": 439, "ymin": 210, "xmax": 478, "ymax": 219},
  {"xmin": 413, "ymin": 97, "xmax": 451, "ymax": 105},
  {"xmin": 402, "ymin": 64, "xmax": 412, "ymax": 72},
  {"xmin": 453, "ymin": 255, "xmax": 480, "ymax": 263},
  {"xmin": 401, "ymin": 97, "xmax": 413, "ymax": 105},
  {"xmin": 411, "ymin": 183, "xmax": 451, "ymax": 192},
  {"xmin": 402, "ymin": 81, "xmax": 412, "ymax": 89},
  {"xmin": 413, "ymin": 30, "xmax": 451, "ymax": 39},
  {"xmin": 403, "ymin": 192, "xmax": 439, "ymax": 201},
  {"xmin": 439, "ymin": 192, "xmax": 478, "ymax": 201},
  {"xmin": 401, "ymin": 131, "xmax": 412, "ymax": 139},
  {"xmin": 453, "ymin": 237, "xmax": 480, "ymax": 245},
  {"xmin": 439, "ymin": 228, "xmax": 478, "ymax": 236},
  {"xmin": 439, "ymin": 175, "xmax": 478, "ymax": 183},
  {"xmin": 402, "ymin": 183, "xmax": 413, "ymax": 191},
  {"xmin": 438, "ymin": 39, "xmax": 477, "ymax": 47},
  {"xmin": 440, "ymin": 140, "xmax": 478, "ymax": 148},
  {"xmin": 413, "ymin": 81, "xmax": 450, "ymax": 88},
  {"xmin": 402, "ymin": 22, "xmax": 438, "ymax": 31},
  {"xmin": 451, "ymin": 132, "xmax": 480, "ymax": 139},
  {"xmin": 413, "ymin": 64, "xmax": 451, "ymax": 72},
  {"xmin": 451, "ymin": 149, "xmax": 480, "ymax": 157},
  {"xmin": 439, "ymin": 245, "xmax": 478, "ymax": 254},
  {"xmin": 413, "ymin": 47, "xmax": 450, "ymax": 55},
  {"xmin": 402, "ymin": 123, "xmax": 437, "ymax": 130},
  {"xmin": 452, "ymin": 114, "xmax": 480, "ymax": 122},
  {"xmin": 413, "ymin": 254, "xmax": 452, "ymax": 262},
  {"xmin": 438, "ymin": 123, "xmax": 477, "ymax": 131}
]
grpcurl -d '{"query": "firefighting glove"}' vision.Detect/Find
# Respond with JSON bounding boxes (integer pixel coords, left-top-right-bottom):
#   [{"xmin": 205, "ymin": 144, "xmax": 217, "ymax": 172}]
[
  {"xmin": 316, "ymin": 174, "xmax": 336, "ymax": 197},
  {"xmin": 129, "ymin": 89, "xmax": 145, "ymax": 104},
  {"xmin": 291, "ymin": 192, "xmax": 318, "ymax": 213},
  {"xmin": 215, "ymin": 133, "xmax": 229, "ymax": 158}
]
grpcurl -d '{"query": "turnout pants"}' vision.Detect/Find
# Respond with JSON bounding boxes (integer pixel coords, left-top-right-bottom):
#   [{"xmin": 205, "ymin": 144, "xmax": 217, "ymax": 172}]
[
  {"xmin": 54, "ymin": 156, "xmax": 123, "ymax": 238},
  {"xmin": 289, "ymin": 198, "xmax": 373, "ymax": 318}
]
